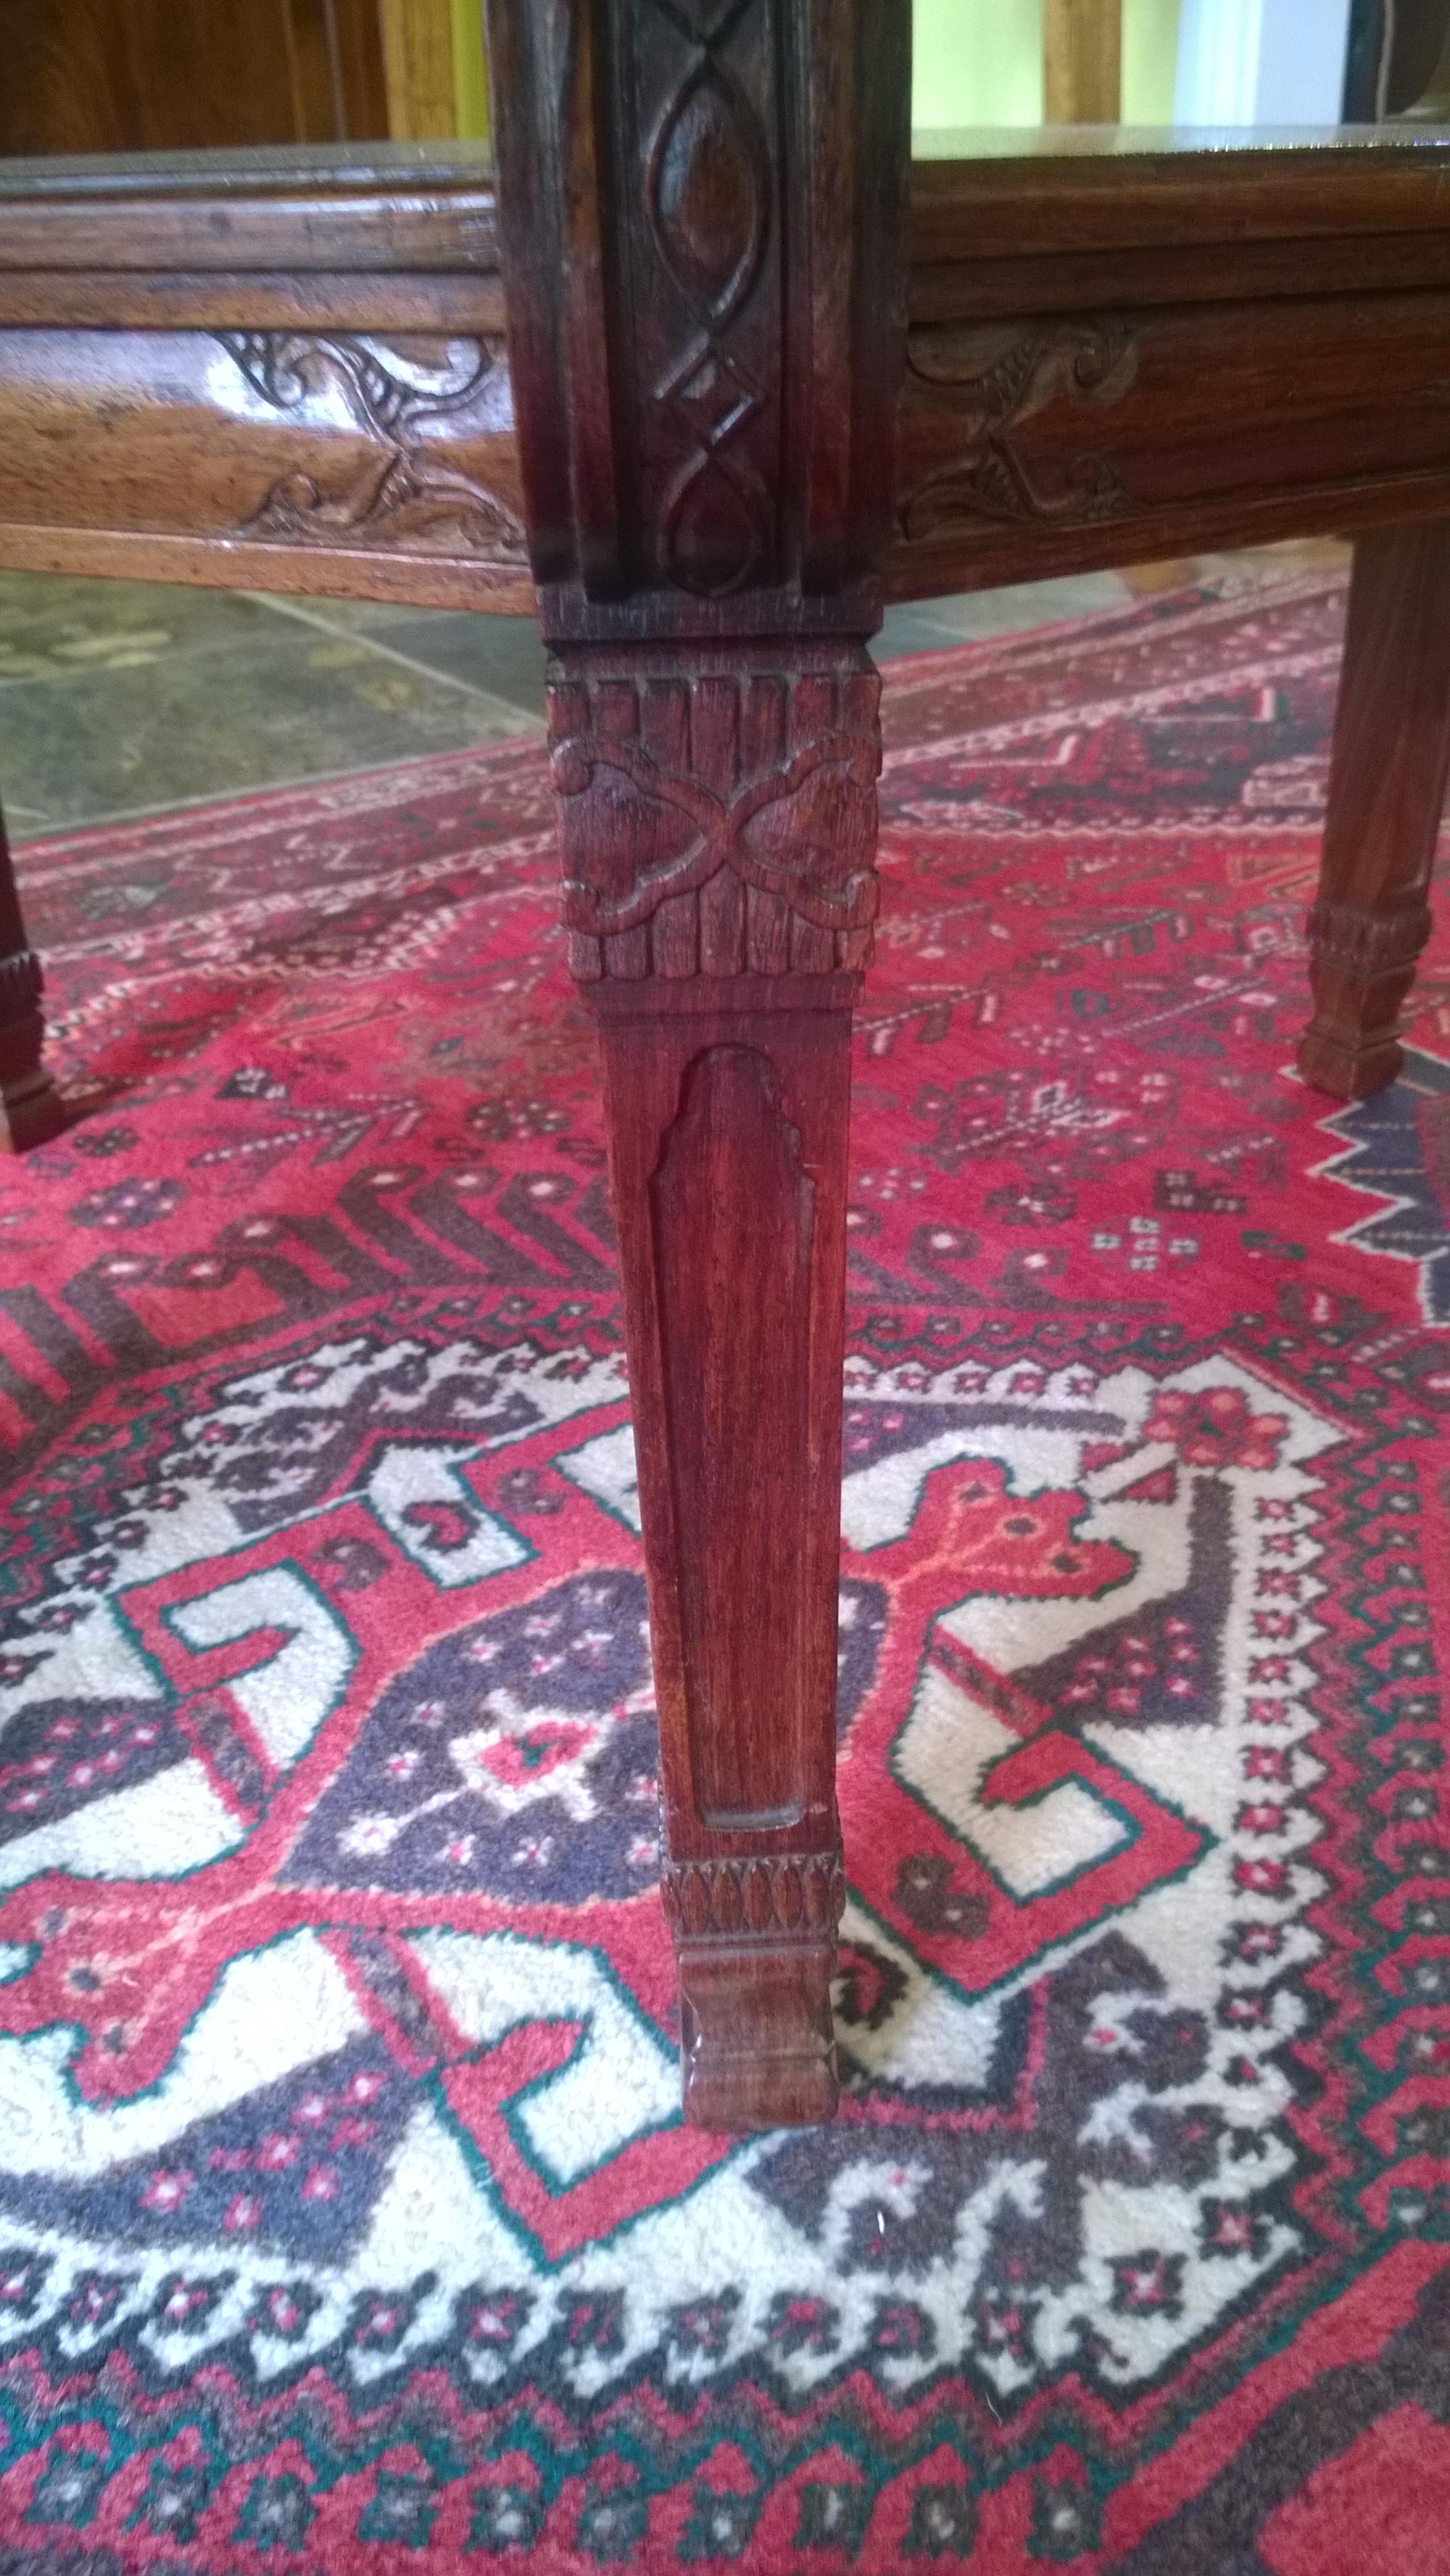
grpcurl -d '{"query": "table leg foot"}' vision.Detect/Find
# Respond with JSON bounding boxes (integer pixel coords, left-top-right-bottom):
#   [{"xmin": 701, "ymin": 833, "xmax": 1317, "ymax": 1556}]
[
  {"xmin": 1298, "ymin": 523, "xmax": 1450, "ymax": 1099},
  {"xmin": 0, "ymin": 1065, "xmax": 65, "ymax": 1153},
  {"xmin": 667, "ymin": 1852, "xmax": 845, "ymax": 2129},
  {"xmin": 1296, "ymin": 893, "xmax": 1434, "ymax": 1099},
  {"xmin": 0, "ymin": 949, "xmax": 62, "ymax": 1153}
]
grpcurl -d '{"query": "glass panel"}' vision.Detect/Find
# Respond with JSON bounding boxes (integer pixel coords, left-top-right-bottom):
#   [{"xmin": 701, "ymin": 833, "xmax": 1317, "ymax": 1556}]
[
  {"xmin": 0, "ymin": 139, "xmax": 494, "ymax": 195},
  {"xmin": 911, "ymin": 123, "xmax": 1450, "ymax": 159}
]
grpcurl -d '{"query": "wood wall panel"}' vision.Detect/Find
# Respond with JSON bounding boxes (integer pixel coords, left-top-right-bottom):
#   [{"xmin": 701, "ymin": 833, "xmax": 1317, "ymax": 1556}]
[{"xmin": 0, "ymin": 0, "xmax": 389, "ymax": 155}]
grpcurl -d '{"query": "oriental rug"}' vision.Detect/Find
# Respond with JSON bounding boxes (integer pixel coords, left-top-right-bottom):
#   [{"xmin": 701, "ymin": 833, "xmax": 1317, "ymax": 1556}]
[{"xmin": 0, "ymin": 566, "xmax": 1446, "ymax": 2573}]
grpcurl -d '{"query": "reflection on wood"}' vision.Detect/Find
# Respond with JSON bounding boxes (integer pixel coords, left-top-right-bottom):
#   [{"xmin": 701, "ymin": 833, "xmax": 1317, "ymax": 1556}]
[{"xmin": 650, "ymin": 1044, "xmax": 815, "ymax": 1828}]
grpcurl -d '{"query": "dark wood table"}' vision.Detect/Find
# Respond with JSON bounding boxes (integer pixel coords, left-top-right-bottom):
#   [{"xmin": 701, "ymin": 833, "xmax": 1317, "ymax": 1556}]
[{"xmin": 2, "ymin": 7, "xmax": 1449, "ymax": 2133}]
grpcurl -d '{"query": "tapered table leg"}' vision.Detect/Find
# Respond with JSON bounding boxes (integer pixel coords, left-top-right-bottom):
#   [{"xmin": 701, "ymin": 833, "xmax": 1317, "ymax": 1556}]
[
  {"xmin": 1298, "ymin": 521, "xmax": 1450, "ymax": 1099},
  {"xmin": 550, "ymin": 643, "xmax": 879, "ymax": 2127},
  {"xmin": 0, "ymin": 796, "xmax": 62, "ymax": 1152},
  {"xmin": 482, "ymin": 0, "xmax": 908, "ymax": 2124},
  {"xmin": 600, "ymin": 989, "xmax": 850, "ymax": 2126}
]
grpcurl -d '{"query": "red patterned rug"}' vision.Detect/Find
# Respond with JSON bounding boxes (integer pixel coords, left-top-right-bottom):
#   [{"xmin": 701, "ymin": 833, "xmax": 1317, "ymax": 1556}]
[{"xmin": 0, "ymin": 568, "xmax": 1447, "ymax": 2574}]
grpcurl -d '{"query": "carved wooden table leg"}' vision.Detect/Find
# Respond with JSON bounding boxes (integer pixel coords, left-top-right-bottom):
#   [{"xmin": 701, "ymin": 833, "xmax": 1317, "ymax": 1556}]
[
  {"xmin": 1298, "ymin": 521, "xmax": 1450, "ymax": 1099},
  {"xmin": 0, "ymin": 796, "xmax": 62, "ymax": 1152},
  {"xmin": 484, "ymin": 0, "xmax": 908, "ymax": 2123},
  {"xmin": 550, "ymin": 642, "xmax": 880, "ymax": 2123}
]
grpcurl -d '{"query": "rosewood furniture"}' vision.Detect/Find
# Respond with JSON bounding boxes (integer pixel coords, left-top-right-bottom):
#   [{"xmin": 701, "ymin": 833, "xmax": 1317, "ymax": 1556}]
[{"xmin": 3, "ymin": 7, "xmax": 1450, "ymax": 2126}]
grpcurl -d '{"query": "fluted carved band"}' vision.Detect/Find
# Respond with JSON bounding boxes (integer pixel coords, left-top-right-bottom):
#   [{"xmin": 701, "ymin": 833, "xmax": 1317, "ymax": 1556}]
[
  {"xmin": 661, "ymin": 1850, "xmax": 845, "ymax": 1943},
  {"xmin": 1305, "ymin": 895, "xmax": 1434, "ymax": 979}
]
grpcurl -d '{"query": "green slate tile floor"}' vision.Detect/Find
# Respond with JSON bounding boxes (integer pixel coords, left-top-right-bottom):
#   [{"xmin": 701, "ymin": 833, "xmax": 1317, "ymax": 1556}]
[
  {"xmin": 0, "ymin": 577, "xmax": 546, "ymax": 834},
  {"xmin": 0, "ymin": 548, "xmax": 1343, "ymax": 837}
]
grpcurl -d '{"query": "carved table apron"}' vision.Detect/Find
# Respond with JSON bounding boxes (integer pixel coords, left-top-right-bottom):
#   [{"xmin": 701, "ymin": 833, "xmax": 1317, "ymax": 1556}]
[{"xmin": 3, "ymin": 38, "xmax": 1450, "ymax": 2125}]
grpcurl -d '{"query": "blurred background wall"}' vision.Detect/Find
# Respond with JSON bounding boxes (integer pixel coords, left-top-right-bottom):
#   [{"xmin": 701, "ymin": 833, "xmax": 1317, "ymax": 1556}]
[
  {"xmin": 912, "ymin": 0, "xmax": 1182, "ymax": 127},
  {"xmin": 0, "ymin": 0, "xmax": 1445, "ymax": 156}
]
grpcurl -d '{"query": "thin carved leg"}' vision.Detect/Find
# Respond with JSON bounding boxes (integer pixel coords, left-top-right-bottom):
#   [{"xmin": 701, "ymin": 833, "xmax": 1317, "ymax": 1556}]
[
  {"xmin": 484, "ymin": 0, "xmax": 908, "ymax": 2124},
  {"xmin": 1298, "ymin": 521, "xmax": 1450, "ymax": 1099},
  {"xmin": 0, "ymin": 795, "xmax": 62, "ymax": 1152},
  {"xmin": 550, "ymin": 643, "xmax": 879, "ymax": 2127}
]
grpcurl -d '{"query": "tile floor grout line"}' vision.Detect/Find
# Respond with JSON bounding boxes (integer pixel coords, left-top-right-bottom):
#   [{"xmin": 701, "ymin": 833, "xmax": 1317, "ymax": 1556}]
[
  {"xmin": 6, "ymin": 740, "xmax": 543, "ymax": 845},
  {"xmin": 253, "ymin": 591, "xmax": 546, "ymax": 722}
]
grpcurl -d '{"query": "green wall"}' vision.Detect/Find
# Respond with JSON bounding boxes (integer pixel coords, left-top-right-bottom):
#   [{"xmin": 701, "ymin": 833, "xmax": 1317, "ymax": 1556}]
[
  {"xmin": 912, "ymin": 0, "xmax": 1182, "ymax": 131},
  {"xmin": 463, "ymin": 1, "xmax": 1183, "ymax": 145},
  {"xmin": 1122, "ymin": 0, "xmax": 1182, "ymax": 125},
  {"xmin": 453, "ymin": 0, "xmax": 491, "ymax": 139}
]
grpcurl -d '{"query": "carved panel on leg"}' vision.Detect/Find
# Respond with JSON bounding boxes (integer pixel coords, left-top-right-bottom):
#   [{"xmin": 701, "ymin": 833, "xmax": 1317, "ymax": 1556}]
[
  {"xmin": 547, "ymin": 645, "xmax": 882, "ymax": 984},
  {"xmin": 594, "ymin": 986, "xmax": 856, "ymax": 2129},
  {"xmin": 1299, "ymin": 521, "xmax": 1450, "ymax": 1099},
  {"xmin": 651, "ymin": 1044, "xmax": 816, "ymax": 1829}
]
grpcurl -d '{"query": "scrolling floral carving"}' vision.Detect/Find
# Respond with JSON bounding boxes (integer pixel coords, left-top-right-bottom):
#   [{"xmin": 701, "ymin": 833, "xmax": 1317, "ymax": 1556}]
[
  {"xmin": 215, "ymin": 331, "xmax": 528, "ymax": 558},
  {"xmin": 900, "ymin": 320, "xmax": 1138, "ymax": 542},
  {"xmin": 641, "ymin": 0, "xmax": 776, "ymax": 596},
  {"xmin": 547, "ymin": 651, "xmax": 880, "ymax": 978}
]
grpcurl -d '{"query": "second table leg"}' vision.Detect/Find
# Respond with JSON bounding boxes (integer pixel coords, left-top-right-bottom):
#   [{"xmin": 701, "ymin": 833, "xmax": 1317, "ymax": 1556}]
[
  {"xmin": 0, "ymin": 796, "xmax": 62, "ymax": 1152},
  {"xmin": 1298, "ymin": 521, "xmax": 1450, "ymax": 1099}
]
